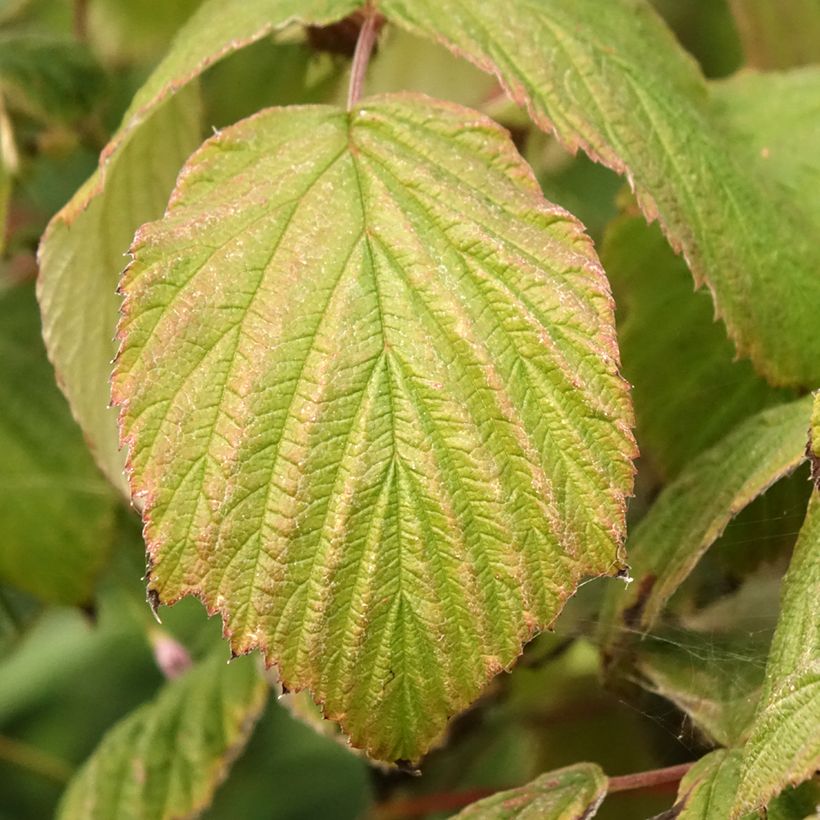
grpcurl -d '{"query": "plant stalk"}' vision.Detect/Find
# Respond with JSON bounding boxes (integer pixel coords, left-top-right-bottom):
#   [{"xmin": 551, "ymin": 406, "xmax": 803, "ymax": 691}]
[{"xmin": 347, "ymin": 3, "xmax": 378, "ymax": 109}]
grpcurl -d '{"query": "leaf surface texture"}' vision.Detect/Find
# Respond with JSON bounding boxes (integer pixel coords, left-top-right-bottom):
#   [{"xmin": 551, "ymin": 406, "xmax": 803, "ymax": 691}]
[
  {"xmin": 381, "ymin": 0, "xmax": 820, "ymax": 386},
  {"xmin": 114, "ymin": 94, "xmax": 635, "ymax": 761},
  {"xmin": 58, "ymin": 652, "xmax": 267, "ymax": 820}
]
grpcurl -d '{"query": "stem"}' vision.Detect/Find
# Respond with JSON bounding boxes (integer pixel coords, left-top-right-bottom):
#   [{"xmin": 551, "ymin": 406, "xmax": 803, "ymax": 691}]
[
  {"xmin": 374, "ymin": 762, "xmax": 695, "ymax": 817},
  {"xmin": 608, "ymin": 762, "xmax": 694, "ymax": 794},
  {"xmin": 0, "ymin": 735, "xmax": 73, "ymax": 784},
  {"xmin": 347, "ymin": 3, "xmax": 378, "ymax": 110},
  {"xmin": 0, "ymin": 93, "xmax": 20, "ymax": 175},
  {"xmin": 72, "ymin": 0, "xmax": 89, "ymax": 42}
]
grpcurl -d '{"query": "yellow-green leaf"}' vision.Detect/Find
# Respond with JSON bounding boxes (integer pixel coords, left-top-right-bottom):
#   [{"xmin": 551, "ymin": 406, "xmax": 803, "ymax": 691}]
[
  {"xmin": 674, "ymin": 751, "xmax": 757, "ymax": 820},
  {"xmin": 37, "ymin": 0, "xmax": 359, "ymax": 492},
  {"xmin": 57, "ymin": 652, "xmax": 267, "ymax": 820},
  {"xmin": 381, "ymin": 0, "xmax": 820, "ymax": 387},
  {"xmin": 113, "ymin": 94, "xmax": 635, "ymax": 762},
  {"xmin": 37, "ymin": 87, "xmax": 201, "ymax": 496},
  {"xmin": 455, "ymin": 763, "xmax": 608, "ymax": 819},
  {"xmin": 734, "ymin": 492, "xmax": 820, "ymax": 816}
]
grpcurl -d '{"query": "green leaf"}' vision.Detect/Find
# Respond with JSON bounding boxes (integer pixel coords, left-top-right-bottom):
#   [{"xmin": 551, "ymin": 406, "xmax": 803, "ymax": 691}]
[
  {"xmin": 674, "ymin": 751, "xmax": 757, "ymax": 820},
  {"xmin": 727, "ymin": 0, "xmax": 820, "ymax": 68},
  {"xmin": 380, "ymin": 0, "xmax": 820, "ymax": 387},
  {"xmin": 603, "ymin": 212, "xmax": 792, "ymax": 480},
  {"xmin": 37, "ymin": 87, "xmax": 202, "ymax": 495},
  {"xmin": 711, "ymin": 68, "xmax": 820, "ymax": 224},
  {"xmin": 454, "ymin": 763, "xmax": 608, "ymax": 819},
  {"xmin": 0, "ymin": 34, "xmax": 103, "ymax": 122},
  {"xmin": 0, "ymin": 282, "xmax": 116, "ymax": 604},
  {"xmin": 601, "ymin": 396, "xmax": 812, "ymax": 636},
  {"xmin": 36, "ymin": 0, "xmax": 359, "ymax": 491},
  {"xmin": 113, "ymin": 94, "xmax": 635, "ymax": 762},
  {"xmin": 734, "ymin": 492, "xmax": 820, "ymax": 815},
  {"xmin": 57, "ymin": 651, "xmax": 268, "ymax": 820}
]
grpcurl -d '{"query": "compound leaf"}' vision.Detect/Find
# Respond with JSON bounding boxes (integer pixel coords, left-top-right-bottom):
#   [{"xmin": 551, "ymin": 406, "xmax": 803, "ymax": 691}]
[
  {"xmin": 0, "ymin": 282, "xmax": 116, "ymax": 605},
  {"xmin": 113, "ymin": 94, "xmax": 635, "ymax": 762},
  {"xmin": 734, "ymin": 492, "xmax": 820, "ymax": 815},
  {"xmin": 57, "ymin": 651, "xmax": 268, "ymax": 820},
  {"xmin": 455, "ymin": 763, "xmax": 608, "ymax": 819},
  {"xmin": 381, "ymin": 0, "xmax": 820, "ymax": 387},
  {"xmin": 601, "ymin": 396, "xmax": 812, "ymax": 636},
  {"xmin": 37, "ymin": 0, "xmax": 358, "ymax": 491}
]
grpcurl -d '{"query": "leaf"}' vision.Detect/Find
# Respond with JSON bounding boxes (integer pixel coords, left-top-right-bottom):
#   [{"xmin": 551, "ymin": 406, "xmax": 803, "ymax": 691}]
[
  {"xmin": 454, "ymin": 763, "xmax": 608, "ymax": 819},
  {"xmin": 57, "ymin": 651, "xmax": 268, "ymax": 820},
  {"xmin": 734, "ymin": 492, "xmax": 820, "ymax": 816},
  {"xmin": 711, "ymin": 67, "xmax": 820, "ymax": 224},
  {"xmin": 632, "ymin": 630, "xmax": 767, "ymax": 747},
  {"xmin": 0, "ymin": 34, "xmax": 103, "ymax": 122},
  {"xmin": 600, "ymin": 396, "xmax": 812, "ymax": 636},
  {"xmin": 727, "ymin": 0, "xmax": 820, "ymax": 68},
  {"xmin": 0, "ymin": 282, "xmax": 116, "ymax": 605},
  {"xmin": 36, "ymin": 0, "xmax": 359, "ymax": 491},
  {"xmin": 603, "ymin": 212, "xmax": 792, "ymax": 480},
  {"xmin": 380, "ymin": 0, "xmax": 820, "ymax": 387},
  {"xmin": 113, "ymin": 94, "xmax": 636, "ymax": 762},
  {"xmin": 673, "ymin": 751, "xmax": 757, "ymax": 820},
  {"xmin": 37, "ymin": 87, "xmax": 202, "ymax": 495},
  {"xmin": 812, "ymin": 393, "xmax": 820, "ymax": 487}
]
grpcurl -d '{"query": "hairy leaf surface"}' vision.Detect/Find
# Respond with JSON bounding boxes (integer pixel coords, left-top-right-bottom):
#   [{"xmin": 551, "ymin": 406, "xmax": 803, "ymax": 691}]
[
  {"xmin": 603, "ymin": 213, "xmax": 791, "ymax": 480},
  {"xmin": 37, "ymin": 0, "xmax": 358, "ymax": 491},
  {"xmin": 601, "ymin": 397, "xmax": 812, "ymax": 635},
  {"xmin": 114, "ymin": 94, "xmax": 635, "ymax": 761},
  {"xmin": 58, "ymin": 652, "xmax": 267, "ymax": 820},
  {"xmin": 455, "ymin": 763, "xmax": 608, "ymax": 819},
  {"xmin": 37, "ymin": 87, "xmax": 201, "ymax": 495},
  {"xmin": 0, "ymin": 283, "xmax": 116, "ymax": 604},
  {"xmin": 674, "ymin": 751, "xmax": 753, "ymax": 820},
  {"xmin": 381, "ymin": 0, "xmax": 820, "ymax": 386},
  {"xmin": 734, "ymin": 492, "xmax": 820, "ymax": 815}
]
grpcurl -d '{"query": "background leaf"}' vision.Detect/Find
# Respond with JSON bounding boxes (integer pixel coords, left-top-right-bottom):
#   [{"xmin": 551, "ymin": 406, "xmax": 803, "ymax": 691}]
[
  {"xmin": 113, "ymin": 94, "xmax": 635, "ymax": 762},
  {"xmin": 455, "ymin": 763, "xmax": 608, "ymax": 819},
  {"xmin": 0, "ymin": 281, "xmax": 116, "ymax": 604},
  {"xmin": 601, "ymin": 396, "xmax": 812, "ymax": 637},
  {"xmin": 36, "ymin": 0, "xmax": 359, "ymax": 492},
  {"xmin": 380, "ymin": 0, "xmax": 820, "ymax": 387},
  {"xmin": 727, "ymin": 0, "xmax": 820, "ymax": 68},
  {"xmin": 37, "ymin": 86, "xmax": 202, "ymax": 494},
  {"xmin": 734, "ymin": 492, "xmax": 820, "ymax": 815},
  {"xmin": 603, "ymin": 211, "xmax": 792, "ymax": 480},
  {"xmin": 57, "ymin": 651, "xmax": 268, "ymax": 820}
]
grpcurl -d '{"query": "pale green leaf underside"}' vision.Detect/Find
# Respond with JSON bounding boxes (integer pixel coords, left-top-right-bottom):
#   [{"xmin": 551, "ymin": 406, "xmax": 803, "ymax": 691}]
[
  {"xmin": 734, "ymin": 492, "xmax": 820, "ymax": 816},
  {"xmin": 114, "ymin": 94, "xmax": 635, "ymax": 761},
  {"xmin": 381, "ymin": 0, "xmax": 820, "ymax": 387},
  {"xmin": 601, "ymin": 396, "xmax": 812, "ymax": 636},
  {"xmin": 58, "ymin": 652, "xmax": 267, "ymax": 820},
  {"xmin": 0, "ymin": 283, "xmax": 116, "ymax": 605},
  {"xmin": 455, "ymin": 763, "xmax": 608, "ymax": 819},
  {"xmin": 812, "ymin": 394, "xmax": 820, "ymax": 485},
  {"xmin": 36, "ymin": 0, "xmax": 358, "ymax": 491}
]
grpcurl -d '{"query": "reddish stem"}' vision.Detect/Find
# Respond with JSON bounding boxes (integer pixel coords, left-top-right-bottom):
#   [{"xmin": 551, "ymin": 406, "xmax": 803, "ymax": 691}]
[
  {"xmin": 347, "ymin": 2, "xmax": 379, "ymax": 109},
  {"xmin": 607, "ymin": 761, "xmax": 694, "ymax": 794}
]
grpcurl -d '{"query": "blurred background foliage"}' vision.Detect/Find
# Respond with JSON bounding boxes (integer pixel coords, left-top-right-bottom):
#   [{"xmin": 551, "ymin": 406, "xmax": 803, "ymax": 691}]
[{"xmin": 0, "ymin": 1, "xmax": 812, "ymax": 818}]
